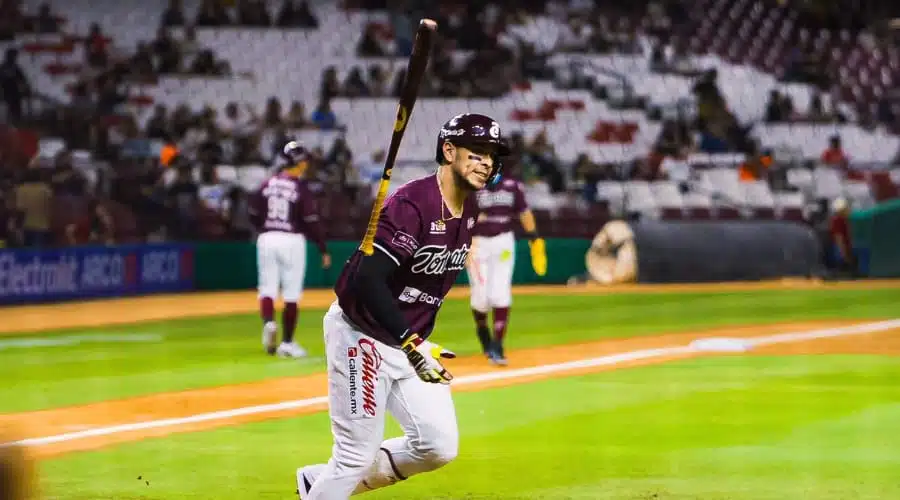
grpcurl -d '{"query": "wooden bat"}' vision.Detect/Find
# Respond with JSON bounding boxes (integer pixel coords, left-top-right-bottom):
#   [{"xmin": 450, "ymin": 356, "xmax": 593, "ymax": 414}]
[{"xmin": 359, "ymin": 18, "xmax": 438, "ymax": 255}]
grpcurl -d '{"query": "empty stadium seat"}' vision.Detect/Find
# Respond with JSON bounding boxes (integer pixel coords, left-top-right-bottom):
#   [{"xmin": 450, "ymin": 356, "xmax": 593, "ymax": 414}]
[
  {"xmin": 36, "ymin": 137, "xmax": 66, "ymax": 158},
  {"xmin": 741, "ymin": 180, "xmax": 776, "ymax": 217},
  {"xmin": 773, "ymin": 191, "xmax": 806, "ymax": 221},
  {"xmin": 786, "ymin": 168, "xmax": 814, "ymax": 197},
  {"xmin": 650, "ymin": 181, "xmax": 684, "ymax": 208},
  {"xmin": 523, "ymin": 190, "xmax": 559, "ymax": 212},
  {"xmin": 215, "ymin": 165, "xmax": 239, "ymax": 186},
  {"xmin": 238, "ymin": 165, "xmax": 270, "ymax": 192},
  {"xmin": 623, "ymin": 181, "xmax": 658, "ymax": 218},
  {"xmin": 700, "ymin": 168, "xmax": 743, "ymax": 205},
  {"xmin": 812, "ymin": 167, "xmax": 844, "ymax": 200},
  {"xmin": 682, "ymin": 191, "xmax": 714, "ymax": 219},
  {"xmin": 595, "ymin": 181, "xmax": 625, "ymax": 215},
  {"xmin": 162, "ymin": 167, "xmax": 177, "ymax": 186}
]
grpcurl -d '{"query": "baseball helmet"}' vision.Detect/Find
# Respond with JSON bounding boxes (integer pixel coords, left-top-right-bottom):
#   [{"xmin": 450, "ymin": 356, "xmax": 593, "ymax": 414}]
[
  {"xmin": 278, "ymin": 139, "xmax": 309, "ymax": 177},
  {"xmin": 435, "ymin": 113, "xmax": 510, "ymax": 185}
]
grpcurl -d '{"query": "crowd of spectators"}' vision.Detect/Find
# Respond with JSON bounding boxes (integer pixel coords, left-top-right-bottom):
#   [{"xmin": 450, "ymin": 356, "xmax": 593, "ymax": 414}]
[{"xmin": 1, "ymin": 0, "xmax": 898, "ymax": 258}]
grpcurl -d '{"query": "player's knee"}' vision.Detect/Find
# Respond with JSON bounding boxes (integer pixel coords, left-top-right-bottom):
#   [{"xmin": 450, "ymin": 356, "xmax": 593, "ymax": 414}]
[{"xmin": 416, "ymin": 433, "xmax": 458, "ymax": 469}]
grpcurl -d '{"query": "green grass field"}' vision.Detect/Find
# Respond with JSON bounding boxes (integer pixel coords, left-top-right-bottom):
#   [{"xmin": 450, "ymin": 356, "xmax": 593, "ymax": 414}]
[{"xmin": 6, "ymin": 286, "xmax": 900, "ymax": 499}]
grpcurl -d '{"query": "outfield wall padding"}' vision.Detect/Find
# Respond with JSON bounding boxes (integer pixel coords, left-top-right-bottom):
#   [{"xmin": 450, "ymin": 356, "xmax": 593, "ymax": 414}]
[
  {"xmin": 850, "ymin": 198, "xmax": 900, "ymax": 278},
  {"xmin": 193, "ymin": 238, "xmax": 592, "ymax": 291},
  {"xmin": 587, "ymin": 220, "xmax": 823, "ymax": 284}
]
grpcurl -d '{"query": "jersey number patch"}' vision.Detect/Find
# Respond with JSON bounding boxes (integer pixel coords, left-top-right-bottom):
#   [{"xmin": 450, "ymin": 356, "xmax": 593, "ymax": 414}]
[{"xmin": 267, "ymin": 196, "xmax": 291, "ymax": 222}]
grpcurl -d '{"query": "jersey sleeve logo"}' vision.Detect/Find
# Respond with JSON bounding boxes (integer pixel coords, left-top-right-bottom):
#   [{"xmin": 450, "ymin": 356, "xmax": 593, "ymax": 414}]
[{"xmin": 391, "ymin": 230, "xmax": 420, "ymax": 254}]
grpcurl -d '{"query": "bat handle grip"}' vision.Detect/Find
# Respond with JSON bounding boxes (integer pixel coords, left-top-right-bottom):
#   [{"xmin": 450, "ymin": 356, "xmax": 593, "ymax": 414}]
[{"xmin": 359, "ymin": 178, "xmax": 392, "ymax": 256}]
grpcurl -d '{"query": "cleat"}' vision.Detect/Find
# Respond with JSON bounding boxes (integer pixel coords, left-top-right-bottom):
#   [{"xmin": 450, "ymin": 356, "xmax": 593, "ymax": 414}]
[
  {"xmin": 262, "ymin": 321, "xmax": 278, "ymax": 355},
  {"xmin": 277, "ymin": 342, "xmax": 308, "ymax": 358}
]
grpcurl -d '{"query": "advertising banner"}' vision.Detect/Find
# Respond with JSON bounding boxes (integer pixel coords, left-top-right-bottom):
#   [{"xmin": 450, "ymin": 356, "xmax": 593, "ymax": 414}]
[{"xmin": 0, "ymin": 244, "xmax": 194, "ymax": 305}]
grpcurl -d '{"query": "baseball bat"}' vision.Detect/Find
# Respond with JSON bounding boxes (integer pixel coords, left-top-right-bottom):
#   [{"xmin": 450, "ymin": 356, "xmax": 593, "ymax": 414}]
[{"xmin": 359, "ymin": 18, "xmax": 438, "ymax": 255}]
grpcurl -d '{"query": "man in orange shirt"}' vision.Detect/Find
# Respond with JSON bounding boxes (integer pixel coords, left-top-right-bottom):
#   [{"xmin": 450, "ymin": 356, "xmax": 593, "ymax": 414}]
[{"xmin": 738, "ymin": 152, "xmax": 772, "ymax": 182}]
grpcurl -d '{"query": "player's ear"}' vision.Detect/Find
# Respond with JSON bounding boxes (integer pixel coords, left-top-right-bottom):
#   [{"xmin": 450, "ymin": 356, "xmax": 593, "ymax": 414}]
[{"xmin": 442, "ymin": 142, "xmax": 455, "ymax": 164}]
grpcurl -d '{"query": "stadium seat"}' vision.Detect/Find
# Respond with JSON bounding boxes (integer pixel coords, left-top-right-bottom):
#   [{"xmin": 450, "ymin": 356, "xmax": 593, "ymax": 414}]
[
  {"xmin": 651, "ymin": 181, "xmax": 685, "ymax": 220},
  {"xmin": 812, "ymin": 167, "xmax": 844, "ymax": 201},
  {"xmin": 238, "ymin": 165, "xmax": 270, "ymax": 192},
  {"xmin": 741, "ymin": 181, "xmax": 777, "ymax": 218},
  {"xmin": 773, "ymin": 191, "xmax": 806, "ymax": 221},
  {"xmin": 594, "ymin": 181, "xmax": 625, "ymax": 214},
  {"xmin": 215, "ymin": 165, "xmax": 239, "ymax": 186},
  {"xmin": 786, "ymin": 168, "xmax": 814, "ymax": 197},
  {"xmin": 623, "ymin": 181, "xmax": 658, "ymax": 218},
  {"xmin": 37, "ymin": 137, "xmax": 66, "ymax": 158},
  {"xmin": 890, "ymin": 169, "xmax": 900, "ymax": 186},
  {"xmin": 162, "ymin": 167, "xmax": 177, "ymax": 187},
  {"xmin": 683, "ymin": 191, "xmax": 714, "ymax": 219}
]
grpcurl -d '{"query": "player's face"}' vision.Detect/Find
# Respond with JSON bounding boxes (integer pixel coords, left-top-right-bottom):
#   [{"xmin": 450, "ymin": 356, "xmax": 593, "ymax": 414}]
[{"xmin": 447, "ymin": 143, "xmax": 496, "ymax": 190}]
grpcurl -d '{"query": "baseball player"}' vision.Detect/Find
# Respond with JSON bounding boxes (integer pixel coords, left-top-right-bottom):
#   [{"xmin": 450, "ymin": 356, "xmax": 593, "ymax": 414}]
[
  {"xmin": 294, "ymin": 114, "xmax": 508, "ymax": 500},
  {"xmin": 249, "ymin": 141, "xmax": 331, "ymax": 358},
  {"xmin": 467, "ymin": 173, "xmax": 546, "ymax": 366}
]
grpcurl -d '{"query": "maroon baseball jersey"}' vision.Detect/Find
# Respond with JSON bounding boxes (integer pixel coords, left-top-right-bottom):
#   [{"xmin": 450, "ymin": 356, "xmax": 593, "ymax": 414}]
[
  {"xmin": 471, "ymin": 177, "xmax": 527, "ymax": 237},
  {"xmin": 335, "ymin": 174, "xmax": 478, "ymax": 345},
  {"xmin": 249, "ymin": 173, "xmax": 326, "ymax": 252}
]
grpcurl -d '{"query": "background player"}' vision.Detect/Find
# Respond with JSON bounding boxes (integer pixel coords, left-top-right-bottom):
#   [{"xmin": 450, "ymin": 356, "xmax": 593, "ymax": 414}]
[
  {"xmin": 249, "ymin": 141, "xmax": 331, "ymax": 358},
  {"xmin": 295, "ymin": 114, "xmax": 508, "ymax": 500},
  {"xmin": 467, "ymin": 171, "xmax": 546, "ymax": 365}
]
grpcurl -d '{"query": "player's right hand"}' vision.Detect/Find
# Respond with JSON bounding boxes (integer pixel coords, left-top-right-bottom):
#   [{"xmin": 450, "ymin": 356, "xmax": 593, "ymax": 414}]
[
  {"xmin": 321, "ymin": 252, "xmax": 332, "ymax": 270},
  {"xmin": 400, "ymin": 333, "xmax": 456, "ymax": 384}
]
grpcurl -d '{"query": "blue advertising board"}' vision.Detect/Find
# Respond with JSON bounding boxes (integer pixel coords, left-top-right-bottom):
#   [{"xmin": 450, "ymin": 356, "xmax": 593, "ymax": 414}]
[{"xmin": 0, "ymin": 243, "xmax": 194, "ymax": 305}]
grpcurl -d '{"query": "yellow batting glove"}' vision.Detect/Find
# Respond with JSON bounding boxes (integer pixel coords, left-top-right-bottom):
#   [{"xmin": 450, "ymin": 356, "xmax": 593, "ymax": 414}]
[
  {"xmin": 529, "ymin": 237, "xmax": 547, "ymax": 276},
  {"xmin": 400, "ymin": 333, "xmax": 456, "ymax": 384}
]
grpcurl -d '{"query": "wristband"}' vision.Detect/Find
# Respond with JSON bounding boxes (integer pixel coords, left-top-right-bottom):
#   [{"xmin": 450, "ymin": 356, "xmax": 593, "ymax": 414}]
[
  {"xmin": 525, "ymin": 232, "xmax": 539, "ymax": 242},
  {"xmin": 400, "ymin": 331, "xmax": 422, "ymax": 353}
]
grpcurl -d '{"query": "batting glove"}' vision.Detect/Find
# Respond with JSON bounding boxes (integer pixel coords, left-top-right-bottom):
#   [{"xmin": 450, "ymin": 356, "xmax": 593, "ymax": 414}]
[
  {"xmin": 529, "ymin": 237, "xmax": 547, "ymax": 276},
  {"xmin": 400, "ymin": 333, "xmax": 456, "ymax": 384}
]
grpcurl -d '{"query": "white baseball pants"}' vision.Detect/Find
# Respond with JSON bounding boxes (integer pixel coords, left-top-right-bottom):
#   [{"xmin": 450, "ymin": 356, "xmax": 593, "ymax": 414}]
[
  {"xmin": 467, "ymin": 232, "xmax": 515, "ymax": 311},
  {"xmin": 256, "ymin": 231, "xmax": 307, "ymax": 302},
  {"xmin": 305, "ymin": 301, "xmax": 459, "ymax": 500}
]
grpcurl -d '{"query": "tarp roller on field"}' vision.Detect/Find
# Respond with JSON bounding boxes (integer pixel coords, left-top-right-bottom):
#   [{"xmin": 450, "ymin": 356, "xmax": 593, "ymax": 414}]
[{"xmin": 587, "ymin": 220, "xmax": 823, "ymax": 283}]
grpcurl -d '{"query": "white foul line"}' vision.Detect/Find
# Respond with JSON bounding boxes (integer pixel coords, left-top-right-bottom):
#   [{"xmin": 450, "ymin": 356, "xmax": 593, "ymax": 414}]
[
  {"xmin": 5, "ymin": 319, "xmax": 900, "ymax": 449},
  {"xmin": 0, "ymin": 333, "xmax": 164, "ymax": 350}
]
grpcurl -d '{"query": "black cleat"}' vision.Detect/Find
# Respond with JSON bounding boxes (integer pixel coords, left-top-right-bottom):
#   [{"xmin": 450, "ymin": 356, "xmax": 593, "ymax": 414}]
[
  {"xmin": 476, "ymin": 326, "xmax": 492, "ymax": 356},
  {"xmin": 488, "ymin": 341, "xmax": 508, "ymax": 366}
]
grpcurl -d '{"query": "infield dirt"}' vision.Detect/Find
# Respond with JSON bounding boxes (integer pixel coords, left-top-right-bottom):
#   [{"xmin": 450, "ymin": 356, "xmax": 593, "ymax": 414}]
[{"xmin": 0, "ymin": 284, "xmax": 898, "ymax": 459}]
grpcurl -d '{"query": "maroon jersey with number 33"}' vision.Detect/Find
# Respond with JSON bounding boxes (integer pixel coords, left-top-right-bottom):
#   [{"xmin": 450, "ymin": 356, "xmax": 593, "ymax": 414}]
[{"xmin": 249, "ymin": 173, "xmax": 326, "ymax": 252}]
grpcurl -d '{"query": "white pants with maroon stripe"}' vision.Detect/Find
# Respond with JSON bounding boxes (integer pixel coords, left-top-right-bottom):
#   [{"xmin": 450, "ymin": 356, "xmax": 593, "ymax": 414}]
[
  {"xmin": 305, "ymin": 301, "xmax": 459, "ymax": 500},
  {"xmin": 467, "ymin": 232, "xmax": 516, "ymax": 311},
  {"xmin": 256, "ymin": 231, "xmax": 307, "ymax": 302}
]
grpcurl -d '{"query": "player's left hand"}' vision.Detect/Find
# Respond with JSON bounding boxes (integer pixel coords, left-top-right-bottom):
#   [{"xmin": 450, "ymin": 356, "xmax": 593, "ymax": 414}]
[
  {"xmin": 321, "ymin": 252, "xmax": 332, "ymax": 270},
  {"xmin": 401, "ymin": 334, "xmax": 456, "ymax": 384},
  {"xmin": 529, "ymin": 237, "xmax": 547, "ymax": 276}
]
